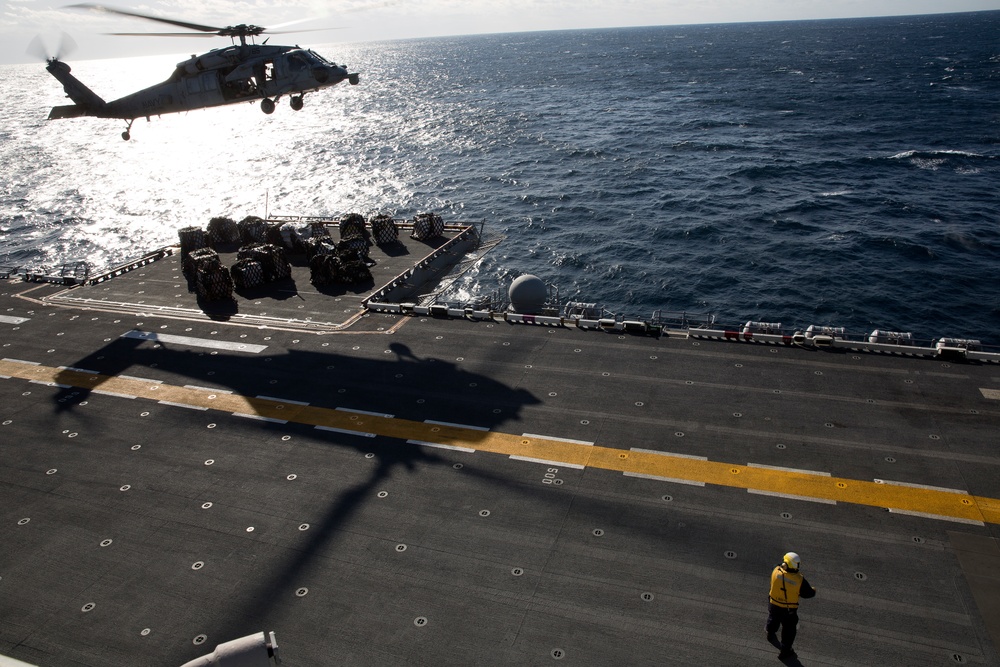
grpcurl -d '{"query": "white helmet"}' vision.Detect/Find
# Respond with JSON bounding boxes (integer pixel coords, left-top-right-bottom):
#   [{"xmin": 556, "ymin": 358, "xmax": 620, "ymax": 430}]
[{"xmin": 783, "ymin": 552, "xmax": 801, "ymax": 572}]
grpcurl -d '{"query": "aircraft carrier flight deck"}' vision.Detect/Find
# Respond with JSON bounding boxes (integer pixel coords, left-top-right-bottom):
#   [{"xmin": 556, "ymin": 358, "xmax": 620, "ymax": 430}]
[{"xmin": 1, "ymin": 217, "xmax": 999, "ymax": 667}]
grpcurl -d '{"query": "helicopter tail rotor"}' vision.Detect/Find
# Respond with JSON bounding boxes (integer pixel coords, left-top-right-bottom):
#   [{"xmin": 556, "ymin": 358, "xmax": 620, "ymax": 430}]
[{"xmin": 27, "ymin": 32, "xmax": 78, "ymax": 63}]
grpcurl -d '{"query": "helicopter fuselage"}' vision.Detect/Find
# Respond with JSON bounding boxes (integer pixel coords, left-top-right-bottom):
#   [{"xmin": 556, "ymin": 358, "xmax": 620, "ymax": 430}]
[{"xmin": 46, "ymin": 43, "xmax": 358, "ymax": 136}]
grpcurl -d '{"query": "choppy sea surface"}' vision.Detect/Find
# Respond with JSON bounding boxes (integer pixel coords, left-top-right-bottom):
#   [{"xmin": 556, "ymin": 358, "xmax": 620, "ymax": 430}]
[{"xmin": 2, "ymin": 11, "xmax": 998, "ymax": 343}]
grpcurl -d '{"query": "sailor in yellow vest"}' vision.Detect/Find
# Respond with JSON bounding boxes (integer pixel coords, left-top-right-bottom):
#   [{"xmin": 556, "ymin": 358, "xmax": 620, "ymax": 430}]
[{"xmin": 766, "ymin": 552, "xmax": 816, "ymax": 660}]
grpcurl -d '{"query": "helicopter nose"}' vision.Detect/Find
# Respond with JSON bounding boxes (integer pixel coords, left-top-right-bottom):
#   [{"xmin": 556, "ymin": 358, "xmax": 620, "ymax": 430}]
[{"xmin": 331, "ymin": 65, "xmax": 349, "ymax": 83}]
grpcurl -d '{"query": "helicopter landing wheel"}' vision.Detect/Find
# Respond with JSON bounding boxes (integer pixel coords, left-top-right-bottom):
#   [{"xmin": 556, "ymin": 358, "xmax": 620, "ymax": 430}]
[
  {"xmin": 122, "ymin": 119, "xmax": 135, "ymax": 141},
  {"xmin": 261, "ymin": 98, "xmax": 276, "ymax": 115},
  {"xmin": 290, "ymin": 96, "xmax": 304, "ymax": 111}
]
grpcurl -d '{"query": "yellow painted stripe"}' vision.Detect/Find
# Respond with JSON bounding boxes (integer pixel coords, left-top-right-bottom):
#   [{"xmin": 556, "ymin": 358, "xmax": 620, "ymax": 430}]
[{"xmin": 2, "ymin": 358, "xmax": 997, "ymax": 525}]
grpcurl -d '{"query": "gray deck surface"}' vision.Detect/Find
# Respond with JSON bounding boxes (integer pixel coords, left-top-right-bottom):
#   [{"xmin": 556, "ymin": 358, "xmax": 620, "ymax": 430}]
[{"xmin": 1, "ymin": 256, "xmax": 999, "ymax": 667}]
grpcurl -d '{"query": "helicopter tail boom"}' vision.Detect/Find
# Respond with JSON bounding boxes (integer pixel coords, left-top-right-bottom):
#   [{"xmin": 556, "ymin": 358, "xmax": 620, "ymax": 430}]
[{"xmin": 45, "ymin": 60, "xmax": 106, "ymax": 118}]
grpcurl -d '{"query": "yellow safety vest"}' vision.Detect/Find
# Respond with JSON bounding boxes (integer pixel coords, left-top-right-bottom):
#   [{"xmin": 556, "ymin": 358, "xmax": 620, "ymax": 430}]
[{"xmin": 769, "ymin": 565, "xmax": 804, "ymax": 608}]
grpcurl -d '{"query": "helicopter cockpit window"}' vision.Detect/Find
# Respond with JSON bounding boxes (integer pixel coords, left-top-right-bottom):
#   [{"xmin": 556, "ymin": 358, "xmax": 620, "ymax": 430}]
[
  {"xmin": 287, "ymin": 54, "xmax": 309, "ymax": 72},
  {"xmin": 306, "ymin": 50, "xmax": 332, "ymax": 65},
  {"xmin": 186, "ymin": 76, "xmax": 203, "ymax": 94}
]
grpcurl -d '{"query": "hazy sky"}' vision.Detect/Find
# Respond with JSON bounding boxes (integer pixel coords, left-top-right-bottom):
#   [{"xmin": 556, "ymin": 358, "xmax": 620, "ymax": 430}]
[{"xmin": 4, "ymin": 0, "xmax": 999, "ymax": 64}]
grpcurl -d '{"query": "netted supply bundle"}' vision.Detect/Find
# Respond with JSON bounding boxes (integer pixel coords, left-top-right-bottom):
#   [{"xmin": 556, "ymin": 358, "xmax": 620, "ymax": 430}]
[
  {"xmin": 182, "ymin": 246, "xmax": 219, "ymax": 280},
  {"xmin": 340, "ymin": 258, "xmax": 373, "ymax": 284},
  {"xmin": 196, "ymin": 262, "xmax": 234, "ymax": 301},
  {"xmin": 338, "ymin": 233, "xmax": 370, "ymax": 258},
  {"xmin": 265, "ymin": 223, "xmax": 285, "ymax": 248},
  {"xmin": 303, "ymin": 236, "xmax": 336, "ymax": 261},
  {"xmin": 237, "ymin": 216, "xmax": 268, "ymax": 244},
  {"xmin": 370, "ymin": 215, "xmax": 399, "ymax": 245},
  {"xmin": 338, "ymin": 213, "xmax": 366, "ymax": 241},
  {"xmin": 277, "ymin": 223, "xmax": 305, "ymax": 252},
  {"xmin": 206, "ymin": 217, "xmax": 239, "ymax": 245},
  {"xmin": 178, "ymin": 226, "xmax": 208, "ymax": 255},
  {"xmin": 306, "ymin": 222, "xmax": 330, "ymax": 239},
  {"xmin": 411, "ymin": 213, "xmax": 444, "ymax": 241},
  {"xmin": 230, "ymin": 258, "xmax": 265, "ymax": 290},
  {"xmin": 237, "ymin": 243, "xmax": 290, "ymax": 282},
  {"xmin": 309, "ymin": 254, "xmax": 342, "ymax": 286}
]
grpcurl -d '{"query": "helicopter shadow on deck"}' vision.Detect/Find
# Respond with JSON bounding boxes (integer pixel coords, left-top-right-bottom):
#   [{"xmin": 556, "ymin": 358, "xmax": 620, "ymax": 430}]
[
  {"xmin": 42, "ymin": 337, "xmax": 799, "ymax": 662},
  {"xmin": 47, "ymin": 335, "xmax": 547, "ymax": 656}
]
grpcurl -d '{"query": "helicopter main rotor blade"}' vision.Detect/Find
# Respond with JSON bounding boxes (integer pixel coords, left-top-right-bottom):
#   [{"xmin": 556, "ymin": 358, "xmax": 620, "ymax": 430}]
[
  {"xmin": 105, "ymin": 32, "xmax": 220, "ymax": 37},
  {"xmin": 66, "ymin": 3, "xmax": 225, "ymax": 34},
  {"xmin": 266, "ymin": 27, "xmax": 349, "ymax": 35}
]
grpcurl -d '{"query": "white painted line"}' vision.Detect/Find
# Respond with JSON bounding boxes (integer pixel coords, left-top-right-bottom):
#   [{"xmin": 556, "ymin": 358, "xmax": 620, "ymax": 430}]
[
  {"xmin": 425, "ymin": 419, "xmax": 490, "ymax": 431},
  {"xmin": 748, "ymin": 463, "xmax": 831, "ymax": 477},
  {"xmin": 509, "ymin": 455, "xmax": 585, "ymax": 470},
  {"xmin": 0, "ymin": 375, "xmax": 10, "ymax": 379},
  {"xmin": 119, "ymin": 375, "xmax": 162, "ymax": 384},
  {"xmin": 524, "ymin": 433, "xmax": 594, "ymax": 445},
  {"xmin": 630, "ymin": 448, "xmax": 708, "ymax": 460},
  {"xmin": 185, "ymin": 385, "xmax": 233, "ymax": 394},
  {"xmin": 407, "ymin": 440, "xmax": 476, "ymax": 453},
  {"xmin": 3, "ymin": 358, "xmax": 40, "ymax": 365},
  {"xmin": 30, "ymin": 380, "xmax": 71, "ymax": 388},
  {"xmin": 874, "ymin": 479, "xmax": 967, "ymax": 494},
  {"xmin": 980, "ymin": 388, "xmax": 1000, "ymax": 400},
  {"xmin": 58, "ymin": 366, "xmax": 100, "ymax": 374},
  {"xmin": 121, "ymin": 330, "xmax": 268, "ymax": 353},
  {"xmin": 0, "ymin": 315, "xmax": 29, "ymax": 325},
  {"xmin": 158, "ymin": 401, "xmax": 209, "ymax": 411},
  {"xmin": 888, "ymin": 508, "xmax": 984, "ymax": 526},
  {"xmin": 339, "ymin": 407, "xmax": 394, "ymax": 418},
  {"xmin": 315, "ymin": 425, "xmax": 375, "ymax": 438},
  {"xmin": 256, "ymin": 395, "xmax": 310, "ymax": 405},
  {"xmin": 233, "ymin": 413, "xmax": 288, "ymax": 424},
  {"xmin": 92, "ymin": 390, "xmax": 137, "ymax": 399},
  {"xmin": 623, "ymin": 471, "xmax": 706, "ymax": 486},
  {"xmin": 748, "ymin": 489, "xmax": 837, "ymax": 504}
]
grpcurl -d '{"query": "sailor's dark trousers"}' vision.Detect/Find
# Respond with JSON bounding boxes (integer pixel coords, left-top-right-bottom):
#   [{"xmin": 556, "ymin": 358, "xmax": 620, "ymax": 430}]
[{"xmin": 766, "ymin": 604, "xmax": 799, "ymax": 649}]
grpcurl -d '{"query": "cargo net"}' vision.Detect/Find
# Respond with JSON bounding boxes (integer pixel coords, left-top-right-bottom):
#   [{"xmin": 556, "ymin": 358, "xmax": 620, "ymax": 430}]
[
  {"xmin": 370, "ymin": 214, "xmax": 399, "ymax": 246},
  {"xmin": 309, "ymin": 232, "xmax": 373, "ymax": 286},
  {"xmin": 206, "ymin": 217, "xmax": 240, "ymax": 245},
  {"xmin": 178, "ymin": 213, "xmax": 384, "ymax": 297},
  {"xmin": 236, "ymin": 243, "xmax": 292, "ymax": 283},
  {"xmin": 181, "ymin": 247, "xmax": 234, "ymax": 302},
  {"xmin": 411, "ymin": 212, "xmax": 444, "ymax": 241}
]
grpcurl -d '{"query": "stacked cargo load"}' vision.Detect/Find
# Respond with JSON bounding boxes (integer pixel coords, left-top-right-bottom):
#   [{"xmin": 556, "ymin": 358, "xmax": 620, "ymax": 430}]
[
  {"xmin": 237, "ymin": 216, "xmax": 268, "ymax": 244},
  {"xmin": 230, "ymin": 258, "xmax": 266, "ymax": 290},
  {"xmin": 411, "ymin": 212, "xmax": 444, "ymax": 241},
  {"xmin": 303, "ymin": 236, "xmax": 336, "ymax": 261},
  {"xmin": 339, "ymin": 257, "xmax": 373, "ymax": 284},
  {"xmin": 370, "ymin": 214, "xmax": 399, "ymax": 246},
  {"xmin": 179, "ymin": 247, "xmax": 233, "ymax": 301},
  {"xmin": 338, "ymin": 213, "xmax": 367, "ymax": 241},
  {"xmin": 237, "ymin": 243, "xmax": 291, "ymax": 282},
  {"xmin": 182, "ymin": 246, "xmax": 216, "ymax": 282},
  {"xmin": 306, "ymin": 222, "xmax": 330, "ymax": 240},
  {"xmin": 178, "ymin": 226, "xmax": 208, "ymax": 256},
  {"xmin": 206, "ymin": 217, "xmax": 240, "ymax": 246},
  {"xmin": 309, "ymin": 254, "xmax": 341, "ymax": 285}
]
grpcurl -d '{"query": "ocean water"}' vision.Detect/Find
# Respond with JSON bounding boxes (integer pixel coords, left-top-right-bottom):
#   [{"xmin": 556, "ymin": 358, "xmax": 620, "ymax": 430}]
[{"xmin": 2, "ymin": 11, "xmax": 998, "ymax": 344}]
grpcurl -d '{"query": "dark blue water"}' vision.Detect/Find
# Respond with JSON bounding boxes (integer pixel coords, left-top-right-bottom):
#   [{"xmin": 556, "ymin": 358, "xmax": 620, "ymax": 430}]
[{"xmin": 2, "ymin": 11, "xmax": 998, "ymax": 343}]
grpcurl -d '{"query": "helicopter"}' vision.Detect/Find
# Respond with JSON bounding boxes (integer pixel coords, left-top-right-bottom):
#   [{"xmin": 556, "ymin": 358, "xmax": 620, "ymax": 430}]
[{"xmin": 38, "ymin": 3, "xmax": 360, "ymax": 140}]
